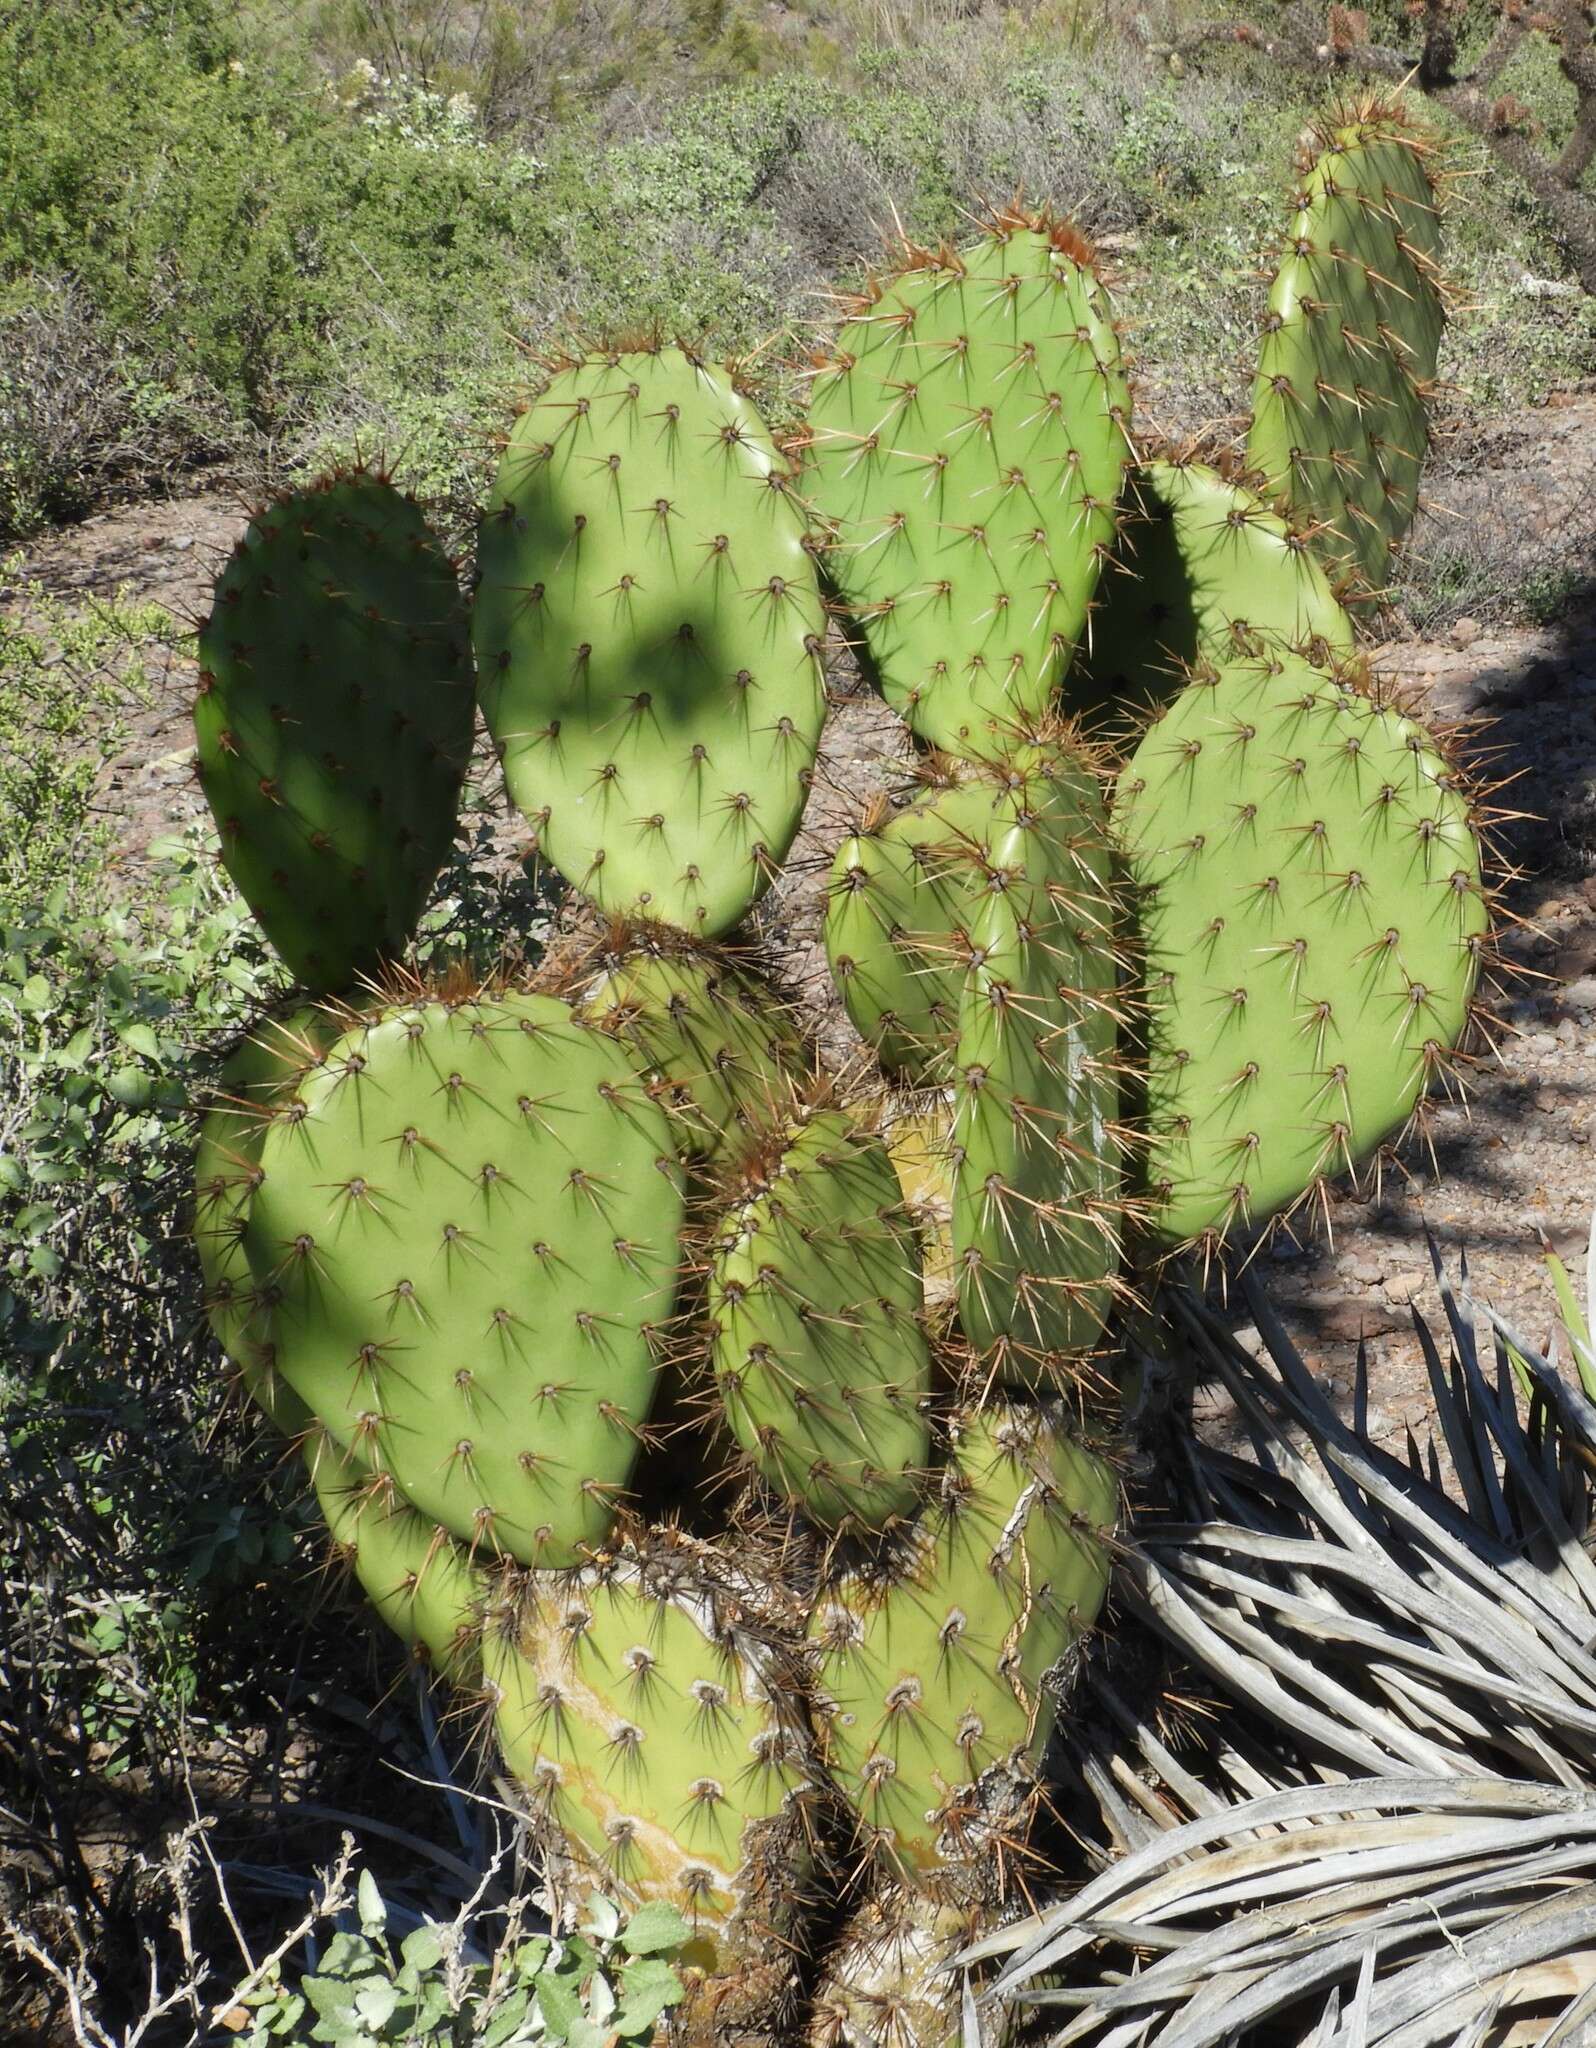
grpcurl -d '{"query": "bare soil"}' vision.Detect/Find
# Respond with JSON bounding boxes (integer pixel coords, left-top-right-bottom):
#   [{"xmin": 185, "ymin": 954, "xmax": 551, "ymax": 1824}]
[{"xmin": 8, "ymin": 399, "xmax": 1596, "ymax": 1457}]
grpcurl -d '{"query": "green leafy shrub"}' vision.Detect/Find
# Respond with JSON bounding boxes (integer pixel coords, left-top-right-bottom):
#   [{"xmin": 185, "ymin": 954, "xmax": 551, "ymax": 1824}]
[{"xmin": 231, "ymin": 1876, "xmax": 688, "ymax": 2048}]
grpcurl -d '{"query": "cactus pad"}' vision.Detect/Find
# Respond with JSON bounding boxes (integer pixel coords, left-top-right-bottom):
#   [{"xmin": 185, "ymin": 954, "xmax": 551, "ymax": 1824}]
[
  {"xmin": 1072, "ymin": 458, "xmax": 1354, "ymax": 736},
  {"xmin": 583, "ymin": 945, "xmax": 805, "ymax": 1169},
  {"xmin": 806, "ymin": 216, "xmax": 1130, "ymax": 756},
  {"xmin": 475, "ymin": 349, "xmax": 827, "ymax": 937},
  {"xmin": 243, "ymin": 992, "xmax": 684, "ymax": 1566},
  {"xmin": 1247, "ymin": 107, "xmax": 1446, "ymax": 599},
  {"xmin": 194, "ymin": 472, "xmax": 474, "ymax": 992},
  {"xmin": 810, "ymin": 1407, "xmax": 1117, "ymax": 1879},
  {"xmin": 709, "ymin": 1111, "xmax": 932, "ymax": 1529},
  {"xmin": 951, "ymin": 750, "xmax": 1125, "ymax": 1372},
  {"xmin": 1115, "ymin": 650, "xmax": 1485, "ymax": 1245},
  {"xmin": 308, "ymin": 1429, "xmax": 489, "ymax": 1683},
  {"xmin": 488, "ymin": 1564, "xmax": 813, "ymax": 1941}
]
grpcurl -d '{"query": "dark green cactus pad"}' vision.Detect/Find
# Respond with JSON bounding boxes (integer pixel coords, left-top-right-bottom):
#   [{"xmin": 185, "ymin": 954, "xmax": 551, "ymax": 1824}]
[
  {"xmin": 583, "ymin": 944, "xmax": 806, "ymax": 1169},
  {"xmin": 488, "ymin": 1564, "xmax": 813, "ymax": 1940},
  {"xmin": 951, "ymin": 749, "xmax": 1125, "ymax": 1374},
  {"xmin": 243, "ymin": 992, "xmax": 684, "ymax": 1566},
  {"xmin": 806, "ymin": 214, "xmax": 1131, "ymax": 757},
  {"xmin": 1115, "ymin": 650, "xmax": 1486, "ymax": 1246},
  {"xmin": 1071, "ymin": 458, "xmax": 1354, "ymax": 737},
  {"xmin": 308, "ymin": 1429, "xmax": 489, "ymax": 1684},
  {"xmin": 810, "ymin": 1407, "xmax": 1117, "ymax": 1880},
  {"xmin": 474, "ymin": 349, "xmax": 827, "ymax": 938},
  {"xmin": 195, "ymin": 1005, "xmax": 351, "ymax": 1434},
  {"xmin": 1246, "ymin": 104, "xmax": 1446, "ymax": 600},
  {"xmin": 708, "ymin": 1111, "xmax": 932, "ymax": 1529},
  {"xmin": 194, "ymin": 472, "xmax": 475, "ymax": 992}
]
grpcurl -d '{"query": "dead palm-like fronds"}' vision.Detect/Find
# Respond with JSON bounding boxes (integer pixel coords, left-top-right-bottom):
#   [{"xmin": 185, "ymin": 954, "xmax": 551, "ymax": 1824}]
[{"xmin": 963, "ymin": 1245, "xmax": 1596, "ymax": 2046}]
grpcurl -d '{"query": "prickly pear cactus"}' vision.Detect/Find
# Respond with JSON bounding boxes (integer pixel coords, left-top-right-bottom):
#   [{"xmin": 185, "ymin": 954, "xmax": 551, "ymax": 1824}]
[
  {"xmin": 806, "ymin": 210, "xmax": 1131, "ymax": 757},
  {"xmin": 194, "ymin": 471, "xmax": 475, "ymax": 992},
  {"xmin": 1116, "ymin": 648, "xmax": 1485, "ymax": 1246},
  {"xmin": 811, "ymin": 1406, "xmax": 1116, "ymax": 1878},
  {"xmin": 708, "ymin": 1110, "xmax": 932, "ymax": 1529},
  {"xmin": 1247, "ymin": 100, "xmax": 1447, "ymax": 600},
  {"xmin": 187, "ymin": 96, "xmax": 1496, "ymax": 2048},
  {"xmin": 241, "ymin": 992, "xmax": 685, "ymax": 1566},
  {"xmin": 949, "ymin": 744, "xmax": 1125, "ymax": 1374},
  {"xmin": 474, "ymin": 347, "xmax": 828, "ymax": 938},
  {"xmin": 487, "ymin": 1552, "xmax": 822, "ymax": 2030}
]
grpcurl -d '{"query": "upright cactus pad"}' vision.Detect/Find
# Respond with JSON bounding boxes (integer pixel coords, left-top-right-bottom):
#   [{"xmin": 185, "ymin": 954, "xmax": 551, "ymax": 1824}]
[
  {"xmin": 1247, "ymin": 104, "xmax": 1446, "ymax": 599},
  {"xmin": 951, "ymin": 749, "xmax": 1125, "ymax": 1373},
  {"xmin": 806, "ymin": 214, "xmax": 1130, "ymax": 757},
  {"xmin": 488, "ymin": 1563, "xmax": 816, "ymax": 1953},
  {"xmin": 1073, "ymin": 458, "xmax": 1354, "ymax": 736},
  {"xmin": 194, "ymin": 472, "xmax": 474, "ymax": 992},
  {"xmin": 1115, "ymin": 651, "xmax": 1485, "ymax": 1245},
  {"xmin": 474, "ymin": 349, "xmax": 827, "ymax": 937},
  {"xmin": 308, "ymin": 1430, "xmax": 489, "ymax": 1684},
  {"xmin": 709, "ymin": 1111, "xmax": 932, "ymax": 1529},
  {"xmin": 243, "ymin": 992, "xmax": 684, "ymax": 1566},
  {"xmin": 583, "ymin": 944, "xmax": 806, "ymax": 1169},
  {"xmin": 810, "ymin": 1407, "xmax": 1117, "ymax": 1880}
]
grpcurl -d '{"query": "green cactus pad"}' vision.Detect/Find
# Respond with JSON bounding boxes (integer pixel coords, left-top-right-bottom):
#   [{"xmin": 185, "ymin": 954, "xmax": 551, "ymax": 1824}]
[
  {"xmin": 474, "ymin": 349, "xmax": 827, "ymax": 937},
  {"xmin": 1071, "ymin": 459, "xmax": 1354, "ymax": 736},
  {"xmin": 1115, "ymin": 650, "xmax": 1486, "ymax": 1245},
  {"xmin": 488, "ymin": 1565, "xmax": 812, "ymax": 1936},
  {"xmin": 951, "ymin": 752, "xmax": 1124, "ymax": 1373},
  {"xmin": 194, "ymin": 472, "xmax": 474, "ymax": 992},
  {"xmin": 195, "ymin": 1006, "xmax": 354, "ymax": 1434},
  {"xmin": 1246, "ymin": 108, "xmax": 1446, "ymax": 599},
  {"xmin": 810, "ymin": 1407, "xmax": 1117, "ymax": 1879},
  {"xmin": 583, "ymin": 945, "xmax": 805, "ymax": 1168},
  {"xmin": 243, "ymin": 992, "xmax": 684, "ymax": 1566},
  {"xmin": 308, "ymin": 1429, "xmax": 489, "ymax": 1683},
  {"xmin": 806, "ymin": 216, "xmax": 1130, "ymax": 756},
  {"xmin": 709, "ymin": 1111, "xmax": 932, "ymax": 1529}
]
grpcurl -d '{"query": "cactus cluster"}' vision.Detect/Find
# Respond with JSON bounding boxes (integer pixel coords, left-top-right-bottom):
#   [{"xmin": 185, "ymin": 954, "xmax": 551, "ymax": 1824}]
[{"xmin": 187, "ymin": 97, "xmax": 1492, "ymax": 2045}]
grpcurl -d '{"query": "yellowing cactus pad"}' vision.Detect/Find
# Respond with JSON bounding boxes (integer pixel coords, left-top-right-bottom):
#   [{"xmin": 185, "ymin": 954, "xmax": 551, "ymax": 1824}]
[{"xmin": 488, "ymin": 1567, "xmax": 812, "ymax": 1938}]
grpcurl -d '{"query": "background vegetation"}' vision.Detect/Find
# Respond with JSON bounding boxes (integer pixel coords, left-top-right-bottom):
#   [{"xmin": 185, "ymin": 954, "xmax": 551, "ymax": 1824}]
[{"xmin": 0, "ymin": 2, "xmax": 1592, "ymax": 2041}]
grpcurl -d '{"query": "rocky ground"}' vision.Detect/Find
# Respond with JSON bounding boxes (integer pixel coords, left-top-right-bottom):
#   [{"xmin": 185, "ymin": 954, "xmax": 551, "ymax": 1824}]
[{"xmin": 6, "ymin": 393, "xmax": 1596, "ymax": 1461}]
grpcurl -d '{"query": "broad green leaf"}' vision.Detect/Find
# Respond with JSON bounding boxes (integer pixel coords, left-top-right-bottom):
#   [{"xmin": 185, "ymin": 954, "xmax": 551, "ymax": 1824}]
[
  {"xmin": 619, "ymin": 1902, "xmax": 689, "ymax": 1957},
  {"xmin": 535, "ymin": 1969, "xmax": 583, "ymax": 2040}
]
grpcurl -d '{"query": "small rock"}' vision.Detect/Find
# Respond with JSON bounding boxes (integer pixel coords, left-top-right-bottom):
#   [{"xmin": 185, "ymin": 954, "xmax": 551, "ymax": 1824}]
[
  {"xmin": 170, "ymin": 534, "xmax": 196, "ymax": 551},
  {"xmin": 1346, "ymin": 1256, "xmax": 1383, "ymax": 1285},
  {"xmin": 1448, "ymin": 615, "xmax": 1482, "ymax": 650},
  {"xmin": 1528, "ymin": 1032, "xmax": 1558, "ymax": 1056},
  {"xmin": 1382, "ymin": 1270, "xmax": 1427, "ymax": 1306}
]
